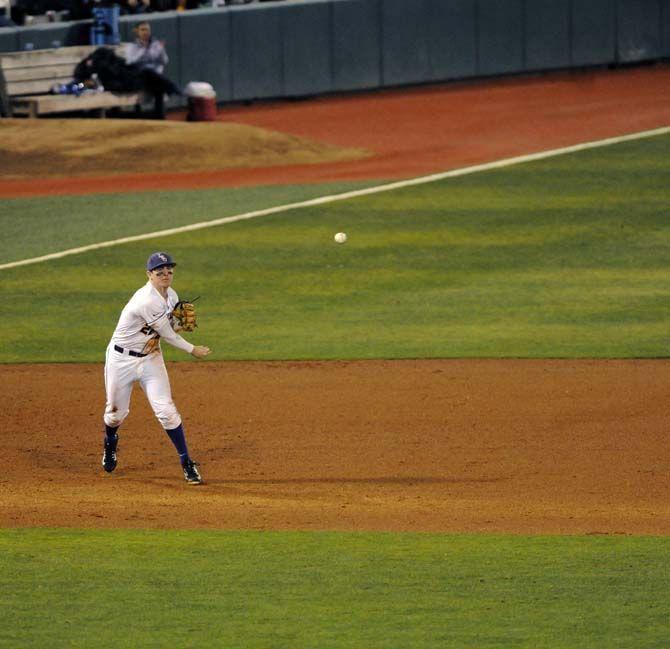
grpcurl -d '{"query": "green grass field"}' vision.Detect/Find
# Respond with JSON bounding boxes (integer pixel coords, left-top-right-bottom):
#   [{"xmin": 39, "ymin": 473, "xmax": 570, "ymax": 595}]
[
  {"xmin": 2, "ymin": 133, "xmax": 669, "ymax": 647},
  {"xmin": 1, "ymin": 135, "xmax": 669, "ymax": 362},
  {"xmin": 1, "ymin": 529, "xmax": 668, "ymax": 648}
]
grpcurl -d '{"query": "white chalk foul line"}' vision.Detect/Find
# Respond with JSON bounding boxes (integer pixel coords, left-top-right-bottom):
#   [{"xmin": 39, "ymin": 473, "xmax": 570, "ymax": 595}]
[{"xmin": 1, "ymin": 125, "xmax": 668, "ymax": 272}]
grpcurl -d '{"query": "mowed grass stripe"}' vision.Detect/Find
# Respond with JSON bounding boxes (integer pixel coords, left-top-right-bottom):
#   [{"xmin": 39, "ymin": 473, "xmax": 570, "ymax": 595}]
[
  {"xmin": 1, "ymin": 126, "xmax": 668, "ymax": 271},
  {"xmin": 0, "ymin": 529, "xmax": 668, "ymax": 648},
  {"xmin": 0, "ymin": 181, "xmax": 378, "ymax": 266},
  {"xmin": 1, "ymin": 134, "xmax": 668, "ymax": 361}
]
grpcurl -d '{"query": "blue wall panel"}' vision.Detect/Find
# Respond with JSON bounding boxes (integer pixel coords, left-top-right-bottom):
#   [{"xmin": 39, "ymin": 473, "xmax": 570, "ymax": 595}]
[
  {"xmin": 525, "ymin": 0, "xmax": 571, "ymax": 71},
  {"xmin": 230, "ymin": 4, "xmax": 282, "ymax": 100},
  {"xmin": 17, "ymin": 23, "xmax": 77, "ymax": 50},
  {"xmin": 381, "ymin": 0, "xmax": 431, "ymax": 86},
  {"xmin": 331, "ymin": 0, "xmax": 381, "ymax": 91},
  {"xmin": 571, "ymin": 0, "xmax": 616, "ymax": 66},
  {"xmin": 427, "ymin": 0, "xmax": 477, "ymax": 80},
  {"xmin": 0, "ymin": 28, "xmax": 19, "ymax": 53},
  {"xmin": 282, "ymin": 0, "xmax": 332, "ymax": 97},
  {"xmin": 616, "ymin": 0, "xmax": 662, "ymax": 62},
  {"xmin": 477, "ymin": 0, "xmax": 524, "ymax": 76},
  {"xmin": 2, "ymin": 0, "xmax": 669, "ymax": 106},
  {"xmin": 178, "ymin": 9, "xmax": 232, "ymax": 102}
]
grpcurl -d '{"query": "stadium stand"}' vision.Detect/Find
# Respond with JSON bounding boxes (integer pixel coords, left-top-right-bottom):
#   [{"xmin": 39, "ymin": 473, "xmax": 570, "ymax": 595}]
[{"xmin": 0, "ymin": 44, "xmax": 141, "ymax": 116}]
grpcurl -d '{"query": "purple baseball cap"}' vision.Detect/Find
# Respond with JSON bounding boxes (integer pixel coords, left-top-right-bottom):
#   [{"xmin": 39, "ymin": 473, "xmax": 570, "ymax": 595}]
[{"xmin": 146, "ymin": 251, "xmax": 177, "ymax": 271}]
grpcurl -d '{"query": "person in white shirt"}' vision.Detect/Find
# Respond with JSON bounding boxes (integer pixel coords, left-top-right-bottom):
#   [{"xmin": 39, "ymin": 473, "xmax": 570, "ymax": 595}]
[
  {"xmin": 102, "ymin": 251, "xmax": 211, "ymax": 484},
  {"xmin": 125, "ymin": 21, "xmax": 168, "ymax": 74},
  {"xmin": 125, "ymin": 21, "xmax": 177, "ymax": 118}
]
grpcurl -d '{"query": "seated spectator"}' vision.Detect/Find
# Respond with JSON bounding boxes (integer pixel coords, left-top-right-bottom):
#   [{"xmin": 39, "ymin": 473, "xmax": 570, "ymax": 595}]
[
  {"xmin": 124, "ymin": 21, "xmax": 180, "ymax": 118},
  {"xmin": 125, "ymin": 21, "xmax": 167, "ymax": 74}
]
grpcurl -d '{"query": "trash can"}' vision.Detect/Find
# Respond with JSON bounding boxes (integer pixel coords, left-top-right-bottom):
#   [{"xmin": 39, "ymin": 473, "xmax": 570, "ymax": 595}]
[{"xmin": 184, "ymin": 82, "xmax": 217, "ymax": 122}]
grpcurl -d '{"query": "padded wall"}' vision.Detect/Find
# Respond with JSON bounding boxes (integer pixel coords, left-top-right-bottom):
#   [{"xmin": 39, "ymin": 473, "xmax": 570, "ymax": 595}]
[
  {"xmin": 0, "ymin": 28, "xmax": 19, "ymax": 52},
  {"xmin": 616, "ymin": 0, "xmax": 662, "ymax": 62},
  {"xmin": 177, "ymin": 9, "xmax": 232, "ymax": 102},
  {"xmin": 524, "ymin": 0, "xmax": 571, "ymax": 71},
  {"xmin": 230, "ymin": 3, "xmax": 282, "ymax": 100},
  {"xmin": 281, "ymin": 0, "xmax": 332, "ymax": 97},
  {"xmin": 16, "ymin": 22, "xmax": 75, "ymax": 50},
  {"xmin": 477, "ymin": 0, "xmax": 525, "ymax": 76},
  {"xmin": 331, "ymin": 0, "xmax": 381, "ymax": 91},
  {"xmin": 571, "ymin": 0, "xmax": 616, "ymax": 66},
  {"xmin": 381, "ymin": 0, "xmax": 431, "ymax": 86},
  {"xmin": 1, "ymin": 0, "xmax": 669, "ymax": 108},
  {"xmin": 426, "ymin": 0, "xmax": 477, "ymax": 81}
]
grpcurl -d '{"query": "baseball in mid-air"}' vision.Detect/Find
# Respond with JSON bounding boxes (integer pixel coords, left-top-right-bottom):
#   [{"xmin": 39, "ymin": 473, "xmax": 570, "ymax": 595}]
[{"xmin": 334, "ymin": 232, "xmax": 347, "ymax": 244}]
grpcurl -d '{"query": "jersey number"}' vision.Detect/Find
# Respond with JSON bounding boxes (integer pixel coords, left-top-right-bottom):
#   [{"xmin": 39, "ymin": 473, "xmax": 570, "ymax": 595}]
[{"xmin": 140, "ymin": 325, "xmax": 161, "ymax": 354}]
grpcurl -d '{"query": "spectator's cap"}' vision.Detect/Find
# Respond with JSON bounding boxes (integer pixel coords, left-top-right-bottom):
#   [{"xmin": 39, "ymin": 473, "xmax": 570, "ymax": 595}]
[{"xmin": 147, "ymin": 251, "xmax": 176, "ymax": 271}]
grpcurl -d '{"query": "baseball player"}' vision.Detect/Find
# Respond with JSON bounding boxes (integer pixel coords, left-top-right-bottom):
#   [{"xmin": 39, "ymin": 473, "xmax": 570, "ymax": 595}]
[{"xmin": 101, "ymin": 252, "xmax": 211, "ymax": 484}]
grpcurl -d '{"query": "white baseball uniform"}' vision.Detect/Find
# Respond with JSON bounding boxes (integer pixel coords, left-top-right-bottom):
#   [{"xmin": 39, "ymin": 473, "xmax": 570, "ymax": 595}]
[{"xmin": 103, "ymin": 281, "xmax": 194, "ymax": 431}]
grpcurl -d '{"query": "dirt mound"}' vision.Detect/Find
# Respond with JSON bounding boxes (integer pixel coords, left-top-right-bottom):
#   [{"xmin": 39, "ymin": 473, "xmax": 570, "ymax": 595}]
[
  {"xmin": 0, "ymin": 118, "xmax": 370, "ymax": 179},
  {"xmin": 3, "ymin": 64, "xmax": 669, "ymax": 199}
]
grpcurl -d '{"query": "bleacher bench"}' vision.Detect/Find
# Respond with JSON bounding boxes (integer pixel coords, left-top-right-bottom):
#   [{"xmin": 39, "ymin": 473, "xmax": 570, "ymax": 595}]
[{"xmin": 0, "ymin": 44, "xmax": 142, "ymax": 118}]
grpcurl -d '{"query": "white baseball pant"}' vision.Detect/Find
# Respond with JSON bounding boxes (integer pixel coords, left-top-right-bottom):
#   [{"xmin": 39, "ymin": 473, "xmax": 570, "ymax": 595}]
[{"xmin": 103, "ymin": 343, "xmax": 182, "ymax": 431}]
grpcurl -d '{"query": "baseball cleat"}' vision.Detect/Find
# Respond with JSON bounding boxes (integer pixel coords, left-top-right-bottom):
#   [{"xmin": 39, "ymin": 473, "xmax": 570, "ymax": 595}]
[
  {"xmin": 182, "ymin": 458, "xmax": 202, "ymax": 485},
  {"xmin": 102, "ymin": 436, "xmax": 118, "ymax": 473}
]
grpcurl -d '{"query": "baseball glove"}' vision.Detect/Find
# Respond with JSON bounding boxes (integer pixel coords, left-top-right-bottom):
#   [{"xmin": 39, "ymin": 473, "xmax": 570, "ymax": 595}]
[{"xmin": 172, "ymin": 298, "xmax": 198, "ymax": 332}]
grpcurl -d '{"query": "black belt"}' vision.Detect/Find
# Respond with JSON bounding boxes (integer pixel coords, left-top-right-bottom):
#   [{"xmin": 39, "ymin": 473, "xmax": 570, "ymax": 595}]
[{"xmin": 114, "ymin": 345, "xmax": 147, "ymax": 358}]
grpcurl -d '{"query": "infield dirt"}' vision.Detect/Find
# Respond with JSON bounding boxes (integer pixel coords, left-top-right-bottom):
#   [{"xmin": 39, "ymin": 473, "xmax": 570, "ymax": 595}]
[{"xmin": 2, "ymin": 360, "xmax": 669, "ymax": 535}]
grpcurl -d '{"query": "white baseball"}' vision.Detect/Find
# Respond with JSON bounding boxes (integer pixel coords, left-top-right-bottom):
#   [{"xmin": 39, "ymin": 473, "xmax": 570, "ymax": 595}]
[{"xmin": 334, "ymin": 232, "xmax": 347, "ymax": 244}]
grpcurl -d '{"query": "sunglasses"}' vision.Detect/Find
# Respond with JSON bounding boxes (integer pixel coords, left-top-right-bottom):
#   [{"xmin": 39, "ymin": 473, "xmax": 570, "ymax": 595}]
[{"xmin": 153, "ymin": 267, "xmax": 174, "ymax": 277}]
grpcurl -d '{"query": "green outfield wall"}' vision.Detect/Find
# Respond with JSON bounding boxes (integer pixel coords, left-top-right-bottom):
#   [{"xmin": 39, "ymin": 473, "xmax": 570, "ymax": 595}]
[{"xmin": 0, "ymin": 0, "xmax": 667, "ymax": 105}]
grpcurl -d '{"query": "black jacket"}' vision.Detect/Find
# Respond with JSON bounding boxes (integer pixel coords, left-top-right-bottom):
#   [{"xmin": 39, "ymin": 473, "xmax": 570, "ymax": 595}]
[{"xmin": 74, "ymin": 47, "xmax": 179, "ymax": 95}]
